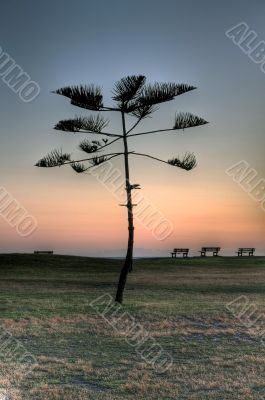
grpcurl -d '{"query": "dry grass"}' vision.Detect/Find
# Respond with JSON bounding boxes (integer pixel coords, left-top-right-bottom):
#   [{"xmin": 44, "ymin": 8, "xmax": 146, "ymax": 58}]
[{"xmin": 0, "ymin": 254, "xmax": 264, "ymax": 399}]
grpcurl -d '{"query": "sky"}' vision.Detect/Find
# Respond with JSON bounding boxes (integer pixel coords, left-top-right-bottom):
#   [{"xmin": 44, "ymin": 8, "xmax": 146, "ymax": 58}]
[{"xmin": 0, "ymin": 0, "xmax": 265, "ymax": 256}]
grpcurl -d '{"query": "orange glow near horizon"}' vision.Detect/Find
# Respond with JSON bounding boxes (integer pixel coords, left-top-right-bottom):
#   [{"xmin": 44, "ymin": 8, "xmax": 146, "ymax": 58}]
[{"xmin": 0, "ymin": 175, "xmax": 264, "ymax": 256}]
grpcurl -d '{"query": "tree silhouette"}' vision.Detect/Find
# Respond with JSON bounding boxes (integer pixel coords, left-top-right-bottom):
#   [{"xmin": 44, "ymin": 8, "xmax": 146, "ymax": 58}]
[{"xmin": 36, "ymin": 75, "xmax": 208, "ymax": 304}]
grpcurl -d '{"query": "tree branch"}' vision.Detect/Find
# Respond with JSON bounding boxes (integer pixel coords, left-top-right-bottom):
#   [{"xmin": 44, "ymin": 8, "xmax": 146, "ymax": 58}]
[
  {"xmin": 63, "ymin": 152, "xmax": 123, "ymax": 167},
  {"xmin": 99, "ymin": 107, "xmax": 120, "ymax": 112},
  {"xmin": 131, "ymin": 152, "xmax": 197, "ymax": 171},
  {"xmin": 78, "ymin": 130, "xmax": 122, "ymax": 138},
  {"xmin": 126, "ymin": 116, "xmax": 143, "ymax": 135},
  {"xmin": 96, "ymin": 136, "xmax": 122, "ymax": 151},
  {"xmin": 81, "ymin": 153, "xmax": 122, "ymax": 173},
  {"xmin": 127, "ymin": 113, "xmax": 208, "ymax": 137},
  {"xmin": 36, "ymin": 152, "xmax": 124, "ymax": 168},
  {"xmin": 131, "ymin": 152, "xmax": 170, "ymax": 166},
  {"xmin": 57, "ymin": 127, "xmax": 121, "ymax": 138},
  {"xmin": 54, "ymin": 116, "xmax": 122, "ymax": 138}
]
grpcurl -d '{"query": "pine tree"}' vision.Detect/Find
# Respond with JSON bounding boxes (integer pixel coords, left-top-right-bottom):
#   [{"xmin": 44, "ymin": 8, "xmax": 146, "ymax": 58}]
[{"xmin": 36, "ymin": 75, "xmax": 208, "ymax": 303}]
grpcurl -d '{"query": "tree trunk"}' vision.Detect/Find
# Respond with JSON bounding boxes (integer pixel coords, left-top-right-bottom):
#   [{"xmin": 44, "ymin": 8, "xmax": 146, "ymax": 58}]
[{"xmin": 115, "ymin": 110, "xmax": 134, "ymax": 304}]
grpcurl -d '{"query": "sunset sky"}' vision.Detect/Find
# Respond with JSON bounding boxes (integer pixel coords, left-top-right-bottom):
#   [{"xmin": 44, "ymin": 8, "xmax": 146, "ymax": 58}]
[{"xmin": 0, "ymin": 0, "xmax": 265, "ymax": 256}]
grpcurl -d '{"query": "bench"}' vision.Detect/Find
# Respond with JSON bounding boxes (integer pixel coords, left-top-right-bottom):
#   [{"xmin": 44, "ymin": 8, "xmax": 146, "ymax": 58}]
[
  {"xmin": 171, "ymin": 248, "xmax": 189, "ymax": 258},
  {"xmin": 34, "ymin": 251, "xmax": 54, "ymax": 254},
  {"xmin": 199, "ymin": 247, "xmax": 220, "ymax": 257},
  {"xmin": 237, "ymin": 248, "xmax": 255, "ymax": 256}
]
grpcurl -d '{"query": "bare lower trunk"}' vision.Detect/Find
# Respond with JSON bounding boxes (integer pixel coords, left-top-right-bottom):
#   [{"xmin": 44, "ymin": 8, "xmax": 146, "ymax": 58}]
[
  {"xmin": 115, "ymin": 110, "xmax": 134, "ymax": 304},
  {"xmin": 115, "ymin": 223, "xmax": 134, "ymax": 303}
]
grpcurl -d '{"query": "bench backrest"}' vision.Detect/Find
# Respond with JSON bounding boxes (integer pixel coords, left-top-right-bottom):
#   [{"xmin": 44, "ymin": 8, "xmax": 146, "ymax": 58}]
[
  {"xmin": 201, "ymin": 247, "xmax": 220, "ymax": 251},
  {"xmin": 34, "ymin": 251, "xmax": 53, "ymax": 254},
  {"xmin": 173, "ymin": 248, "xmax": 189, "ymax": 252}
]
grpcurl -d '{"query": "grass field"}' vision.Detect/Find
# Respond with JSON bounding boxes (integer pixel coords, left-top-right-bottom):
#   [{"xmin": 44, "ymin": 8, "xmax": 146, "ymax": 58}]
[{"xmin": 0, "ymin": 254, "xmax": 265, "ymax": 399}]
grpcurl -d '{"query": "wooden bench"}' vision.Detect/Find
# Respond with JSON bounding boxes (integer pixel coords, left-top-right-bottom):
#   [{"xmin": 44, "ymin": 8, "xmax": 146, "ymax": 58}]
[
  {"xmin": 171, "ymin": 248, "xmax": 189, "ymax": 258},
  {"xmin": 199, "ymin": 247, "xmax": 220, "ymax": 257},
  {"xmin": 237, "ymin": 248, "xmax": 255, "ymax": 256},
  {"xmin": 34, "ymin": 251, "xmax": 54, "ymax": 254}
]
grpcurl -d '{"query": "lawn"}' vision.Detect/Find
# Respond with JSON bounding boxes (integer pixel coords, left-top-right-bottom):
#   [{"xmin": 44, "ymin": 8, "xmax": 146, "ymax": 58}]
[{"xmin": 0, "ymin": 254, "xmax": 264, "ymax": 399}]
